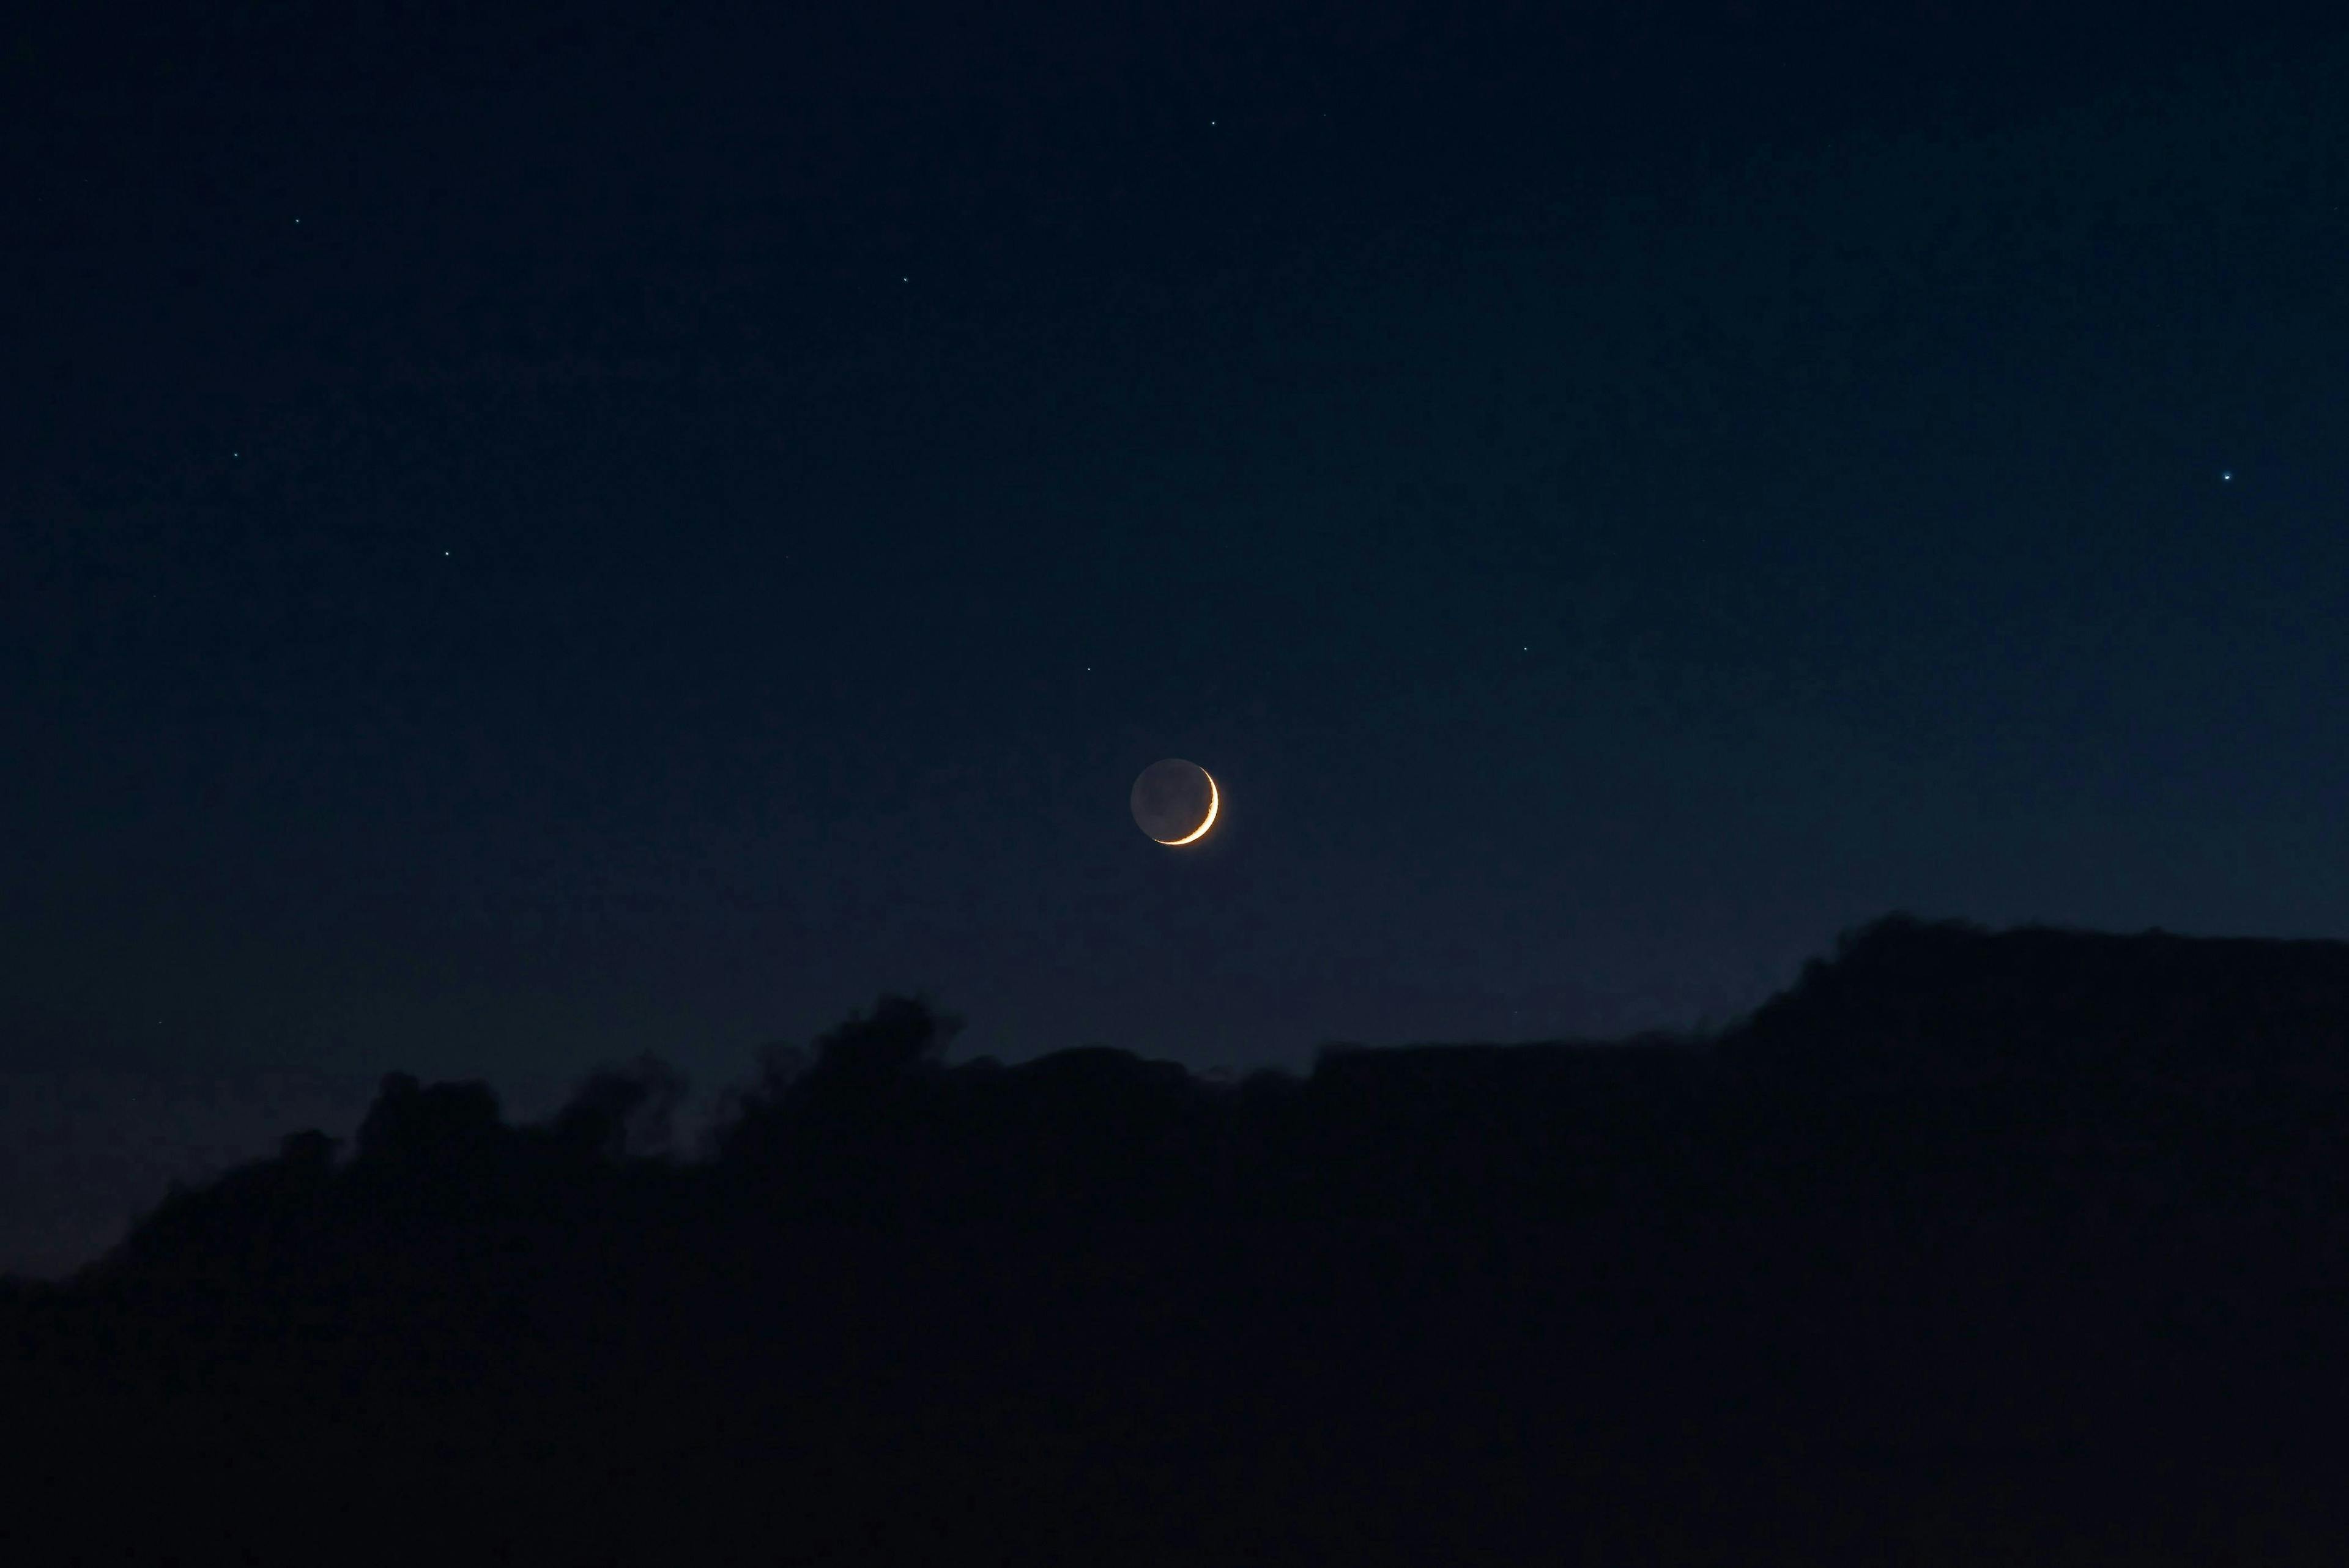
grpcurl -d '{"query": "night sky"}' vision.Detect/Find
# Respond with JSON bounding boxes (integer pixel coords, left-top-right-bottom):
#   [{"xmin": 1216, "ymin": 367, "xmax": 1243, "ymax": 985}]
[{"xmin": 7, "ymin": 0, "xmax": 2347, "ymax": 1275}]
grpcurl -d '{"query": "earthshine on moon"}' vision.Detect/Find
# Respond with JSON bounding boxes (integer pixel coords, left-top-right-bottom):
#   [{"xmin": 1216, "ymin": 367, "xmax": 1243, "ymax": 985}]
[{"xmin": 1131, "ymin": 758, "xmax": 1219, "ymax": 845}]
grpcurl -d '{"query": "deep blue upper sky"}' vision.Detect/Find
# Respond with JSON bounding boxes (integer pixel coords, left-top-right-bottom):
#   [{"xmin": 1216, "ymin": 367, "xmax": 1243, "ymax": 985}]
[{"xmin": 6, "ymin": 0, "xmax": 2347, "ymax": 1271}]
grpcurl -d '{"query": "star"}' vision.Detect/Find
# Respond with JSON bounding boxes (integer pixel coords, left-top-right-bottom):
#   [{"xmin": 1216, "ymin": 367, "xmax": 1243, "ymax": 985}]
[{"xmin": 2221, "ymin": 470, "xmax": 2233, "ymax": 482}]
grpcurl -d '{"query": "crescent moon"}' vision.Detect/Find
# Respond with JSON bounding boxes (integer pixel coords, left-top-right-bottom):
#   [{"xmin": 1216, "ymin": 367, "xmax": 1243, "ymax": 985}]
[{"xmin": 1157, "ymin": 769, "xmax": 1219, "ymax": 845}]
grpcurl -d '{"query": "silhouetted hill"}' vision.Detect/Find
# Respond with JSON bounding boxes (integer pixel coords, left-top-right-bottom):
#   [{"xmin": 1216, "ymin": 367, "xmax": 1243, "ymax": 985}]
[
  {"xmin": 1730, "ymin": 911, "xmax": 2349, "ymax": 1081},
  {"xmin": 10, "ymin": 912, "xmax": 2349, "ymax": 1564}
]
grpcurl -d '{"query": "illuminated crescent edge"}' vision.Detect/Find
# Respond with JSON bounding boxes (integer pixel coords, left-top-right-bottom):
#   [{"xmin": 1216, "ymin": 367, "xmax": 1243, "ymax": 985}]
[{"xmin": 1156, "ymin": 769, "xmax": 1220, "ymax": 845}]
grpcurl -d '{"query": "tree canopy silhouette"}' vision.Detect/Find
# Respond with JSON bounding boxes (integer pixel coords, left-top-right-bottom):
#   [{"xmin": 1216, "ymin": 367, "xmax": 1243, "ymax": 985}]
[{"xmin": 14, "ymin": 914, "xmax": 2349, "ymax": 1566}]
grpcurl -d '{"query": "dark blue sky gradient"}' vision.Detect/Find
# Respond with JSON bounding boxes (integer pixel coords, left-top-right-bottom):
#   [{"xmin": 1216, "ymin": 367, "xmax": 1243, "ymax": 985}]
[{"xmin": 6, "ymin": 0, "xmax": 2347, "ymax": 1273}]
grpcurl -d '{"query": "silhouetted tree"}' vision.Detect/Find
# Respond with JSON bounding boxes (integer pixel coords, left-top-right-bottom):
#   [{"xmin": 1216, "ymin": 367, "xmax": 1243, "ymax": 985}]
[
  {"xmin": 353, "ymin": 1072, "xmax": 505, "ymax": 1166},
  {"xmin": 551, "ymin": 1054, "xmax": 688, "ymax": 1161},
  {"xmin": 798, "ymin": 992, "xmax": 963, "ymax": 1098},
  {"xmin": 278, "ymin": 1128, "xmax": 340, "ymax": 1177},
  {"xmin": 711, "ymin": 993, "xmax": 962, "ymax": 1169}
]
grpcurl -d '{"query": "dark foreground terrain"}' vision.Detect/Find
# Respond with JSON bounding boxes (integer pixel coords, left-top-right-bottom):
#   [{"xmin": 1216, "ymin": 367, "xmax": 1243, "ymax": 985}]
[{"xmin": 10, "ymin": 912, "xmax": 2349, "ymax": 1564}]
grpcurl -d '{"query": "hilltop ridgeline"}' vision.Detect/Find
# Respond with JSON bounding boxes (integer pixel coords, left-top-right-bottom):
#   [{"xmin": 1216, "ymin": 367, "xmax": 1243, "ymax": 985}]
[{"xmin": 12, "ymin": 911, "xmax": 2349, "ymax": 1566}]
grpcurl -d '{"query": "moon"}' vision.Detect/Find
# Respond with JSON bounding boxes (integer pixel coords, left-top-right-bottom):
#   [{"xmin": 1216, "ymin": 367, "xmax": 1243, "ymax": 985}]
[{"xmin": 1131, "ymin": 758, "xmax": 1219, "ymax": 845}]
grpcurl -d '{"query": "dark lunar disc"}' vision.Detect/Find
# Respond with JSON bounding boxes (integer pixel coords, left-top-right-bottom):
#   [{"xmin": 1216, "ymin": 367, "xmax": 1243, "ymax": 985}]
[{"xmin": 1131, "ymin": 758, "xmax": 1217, "ymax": 844}]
